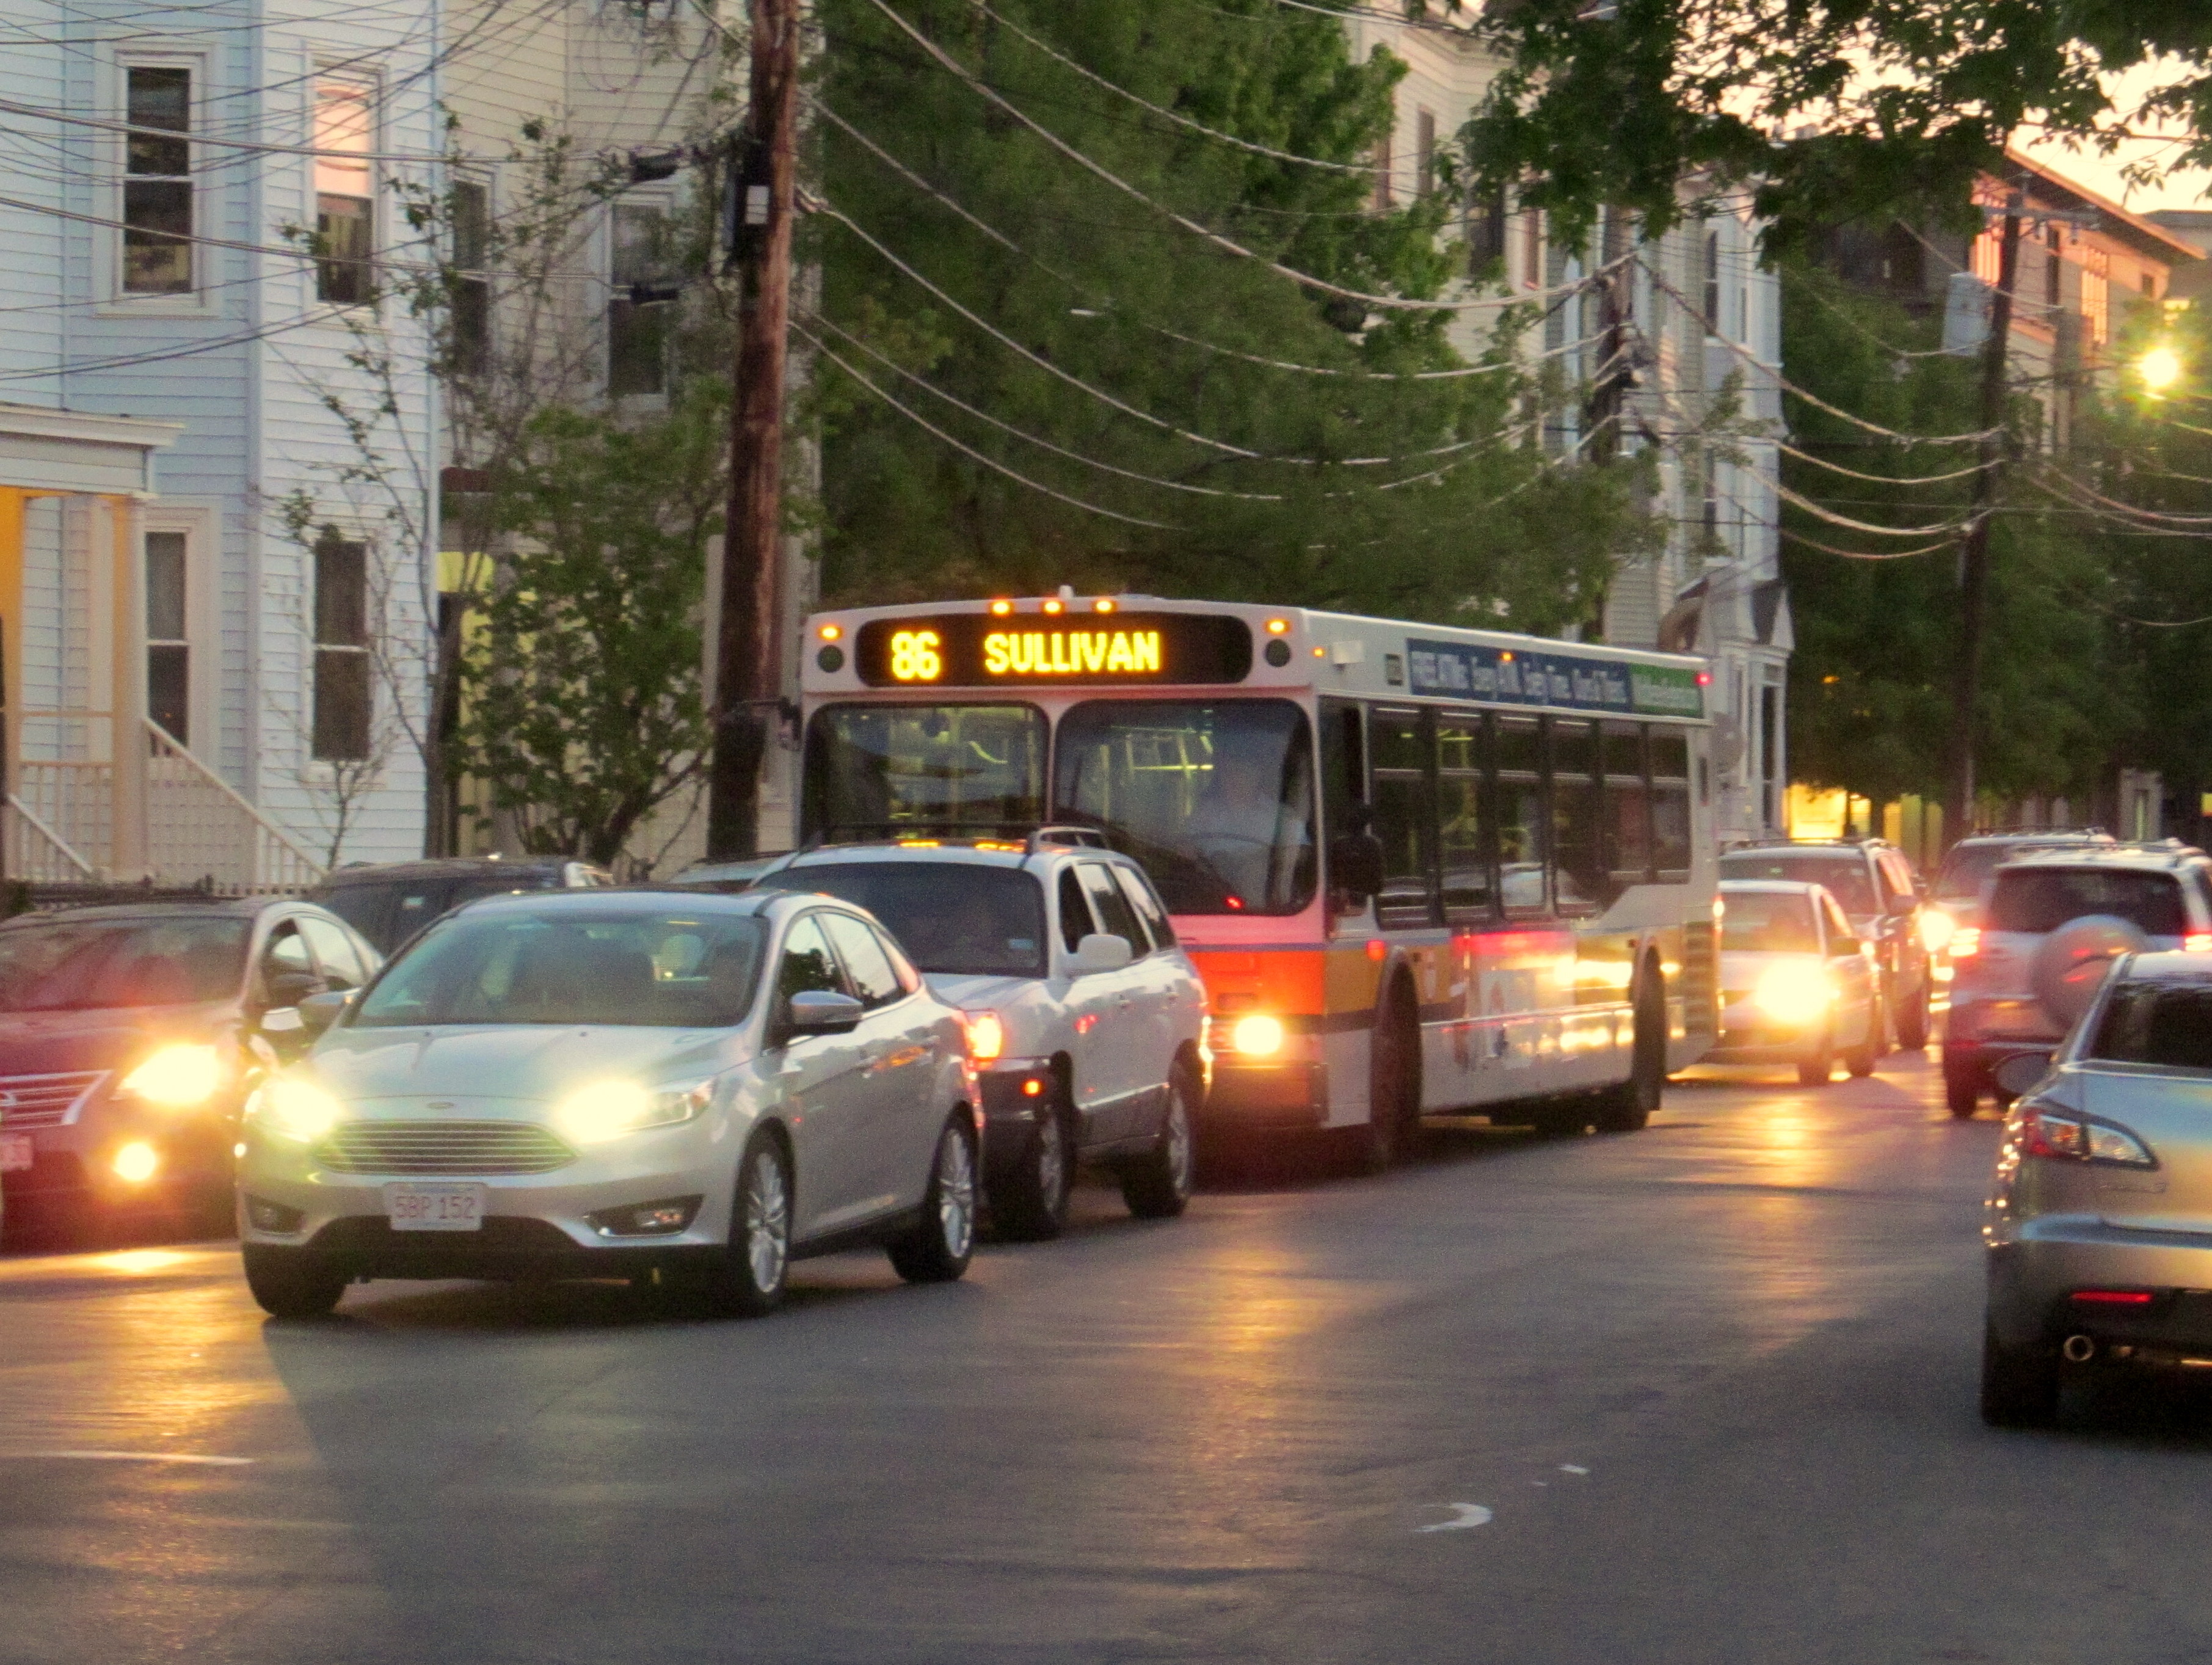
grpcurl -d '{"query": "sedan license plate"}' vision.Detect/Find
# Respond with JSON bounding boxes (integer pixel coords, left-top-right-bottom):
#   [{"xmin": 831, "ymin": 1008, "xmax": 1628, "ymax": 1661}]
[
  {"xmin": 1, "ymin": 1133, "xmax": 31, "ymax": 1174},
  {"xmin": 382, "ymin": 1182, "xmax": 487, "ymax": 1232}
]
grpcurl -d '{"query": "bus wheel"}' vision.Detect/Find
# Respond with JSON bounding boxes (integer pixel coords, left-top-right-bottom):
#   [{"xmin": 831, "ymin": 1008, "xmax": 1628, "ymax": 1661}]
[
  {"xmin": 1359, "ymin": 985, "xmax": 1421, "ymax": 1172},
  {"xmin": 1594, "ymin": 963, "xmax": 1664, "ymax": 1134}
]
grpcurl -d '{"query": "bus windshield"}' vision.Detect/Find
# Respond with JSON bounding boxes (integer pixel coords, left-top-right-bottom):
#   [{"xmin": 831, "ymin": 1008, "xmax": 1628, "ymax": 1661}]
[
  {"xmin": 1053, "ymin": 700, "xmax": 1315, "ymax": 916},
  {"xmin": 804, "ymin": 704, "xmax": 1046, "ymax": 839}
]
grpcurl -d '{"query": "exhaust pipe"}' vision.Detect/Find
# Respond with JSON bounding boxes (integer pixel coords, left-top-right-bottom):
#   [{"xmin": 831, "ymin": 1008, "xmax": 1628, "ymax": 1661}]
[{"xmin": 2062, "ymin": 1333, "xmax": 2098, "ymax": 1363}]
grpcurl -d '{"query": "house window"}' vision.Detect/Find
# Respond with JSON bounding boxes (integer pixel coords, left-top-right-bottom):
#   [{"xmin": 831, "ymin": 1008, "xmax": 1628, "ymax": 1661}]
[
  {"xmin": 606, "ymin": 200, "xmax": 672, "ymax": 397},
  {"xmin": 2081, "ymin": 246, "xmax": 2109, "ymax": 347},
  {"xmin": 314, "ymin": 79, "xmax": 374, "ymax": 305},
  {"xmin": 1465, "ymin": 184, "xmax": 1507, "ymax": 278},
  {"xmin": 1971, "ymin": 225, "xmax": 2003, "ymax": 285},
  {"xmin": 145, "ymin": 530, "xmax": 189, "ymax": 744},
  {"xmin": 1702, "ymin": 229, "xmax": 1724, "ymax": 333},
  {"xmin": 123, "ymin": 65, "xmax": 193, "ymax": 294},
  {"xmin": 1415, "ymin": 108, "xmax": 1437, "ymax": 197},
  {"xmin": 312, "ymin": 536, "xmax": 371, "ymax": 760},
  {"xmin": 1372, "ymin": 118, "xmax": 1394, "ymax": 211},
  {"xmin": 1520, "ymin": 199, "xmax": 1542, "ymax": 288},
  {"xmin": 449, "ymin": 179, "xmax": 490, "ymax": 374}
]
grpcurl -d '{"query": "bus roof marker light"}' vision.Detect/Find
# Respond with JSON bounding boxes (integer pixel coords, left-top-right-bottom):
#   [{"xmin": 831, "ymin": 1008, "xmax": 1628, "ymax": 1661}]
[
  {"xmin": 1265, "ymin": 618, "xmax": 1290, "ymax": 635},
  {"xmin": 1042, "ymin": 599, "xmax": 1064, "ymax": 616},
  {"xmin": 1094, "ymin": 598, "xmax": 1116, "ymax": 613},
  {"xmin": 817, "ymin": 623, "xmax": 842, "ymax": 641},
  {"xmin": 1696, "ymin": 671, "xmax": 1712, "ymax": 685},
  {"xmin": 989, "ymin": 599, "xmax": 1013, "ymax": 616}
]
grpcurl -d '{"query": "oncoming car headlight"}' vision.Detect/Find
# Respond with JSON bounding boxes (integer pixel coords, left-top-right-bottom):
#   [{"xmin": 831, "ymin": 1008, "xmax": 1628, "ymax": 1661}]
[
  {"xmin": 247, "ymin": 1078, "xmax": 347, "ymax": 1143},
  {"xmin": 1753, "ymin": 963, "xmax": 1833, "ymax": 1026},
  {"xmin": 118, "ymin": 1043, "xmax": 225, "ymax": 1107},
  {"xmin": 1919, "ymin": 908, "xmax": 1957, "ymax": 954},
  {"xmin": 553, "ymin": 1080, "xmax": 713, "ymax": 1145}
]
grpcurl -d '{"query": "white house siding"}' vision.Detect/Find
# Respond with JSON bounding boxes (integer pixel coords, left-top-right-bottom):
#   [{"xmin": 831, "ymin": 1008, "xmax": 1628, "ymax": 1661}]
[{"xmin": 0, "ymin": 0, "xmax": 446, "ymax": 869}]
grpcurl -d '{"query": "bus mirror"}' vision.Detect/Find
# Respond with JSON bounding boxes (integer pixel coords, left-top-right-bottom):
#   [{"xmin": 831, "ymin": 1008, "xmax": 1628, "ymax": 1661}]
[{"xmin": 1330, "ymin": 832, "xmax": 1384, "ymax": 902}]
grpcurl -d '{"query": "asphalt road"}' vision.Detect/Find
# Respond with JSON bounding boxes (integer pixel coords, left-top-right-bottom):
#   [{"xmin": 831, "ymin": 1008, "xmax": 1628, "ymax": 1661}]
[{"xmin": 5, "ymin": 1050, "xmax": 2211, "ymax": 1665}]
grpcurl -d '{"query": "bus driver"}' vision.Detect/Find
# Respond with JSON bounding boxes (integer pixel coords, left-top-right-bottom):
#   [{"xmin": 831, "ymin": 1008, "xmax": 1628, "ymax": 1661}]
[{"xmin": 1182, "ymin": 746, "xmax": 1310, "ymax": 908}]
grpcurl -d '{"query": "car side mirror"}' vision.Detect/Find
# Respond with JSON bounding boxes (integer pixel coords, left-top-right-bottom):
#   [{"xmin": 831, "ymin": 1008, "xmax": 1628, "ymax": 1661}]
[
  {"xmin": 787, "ymin": 989, "xmax": 864, "ymax": 1035},
  {"xmin": 1329, "ymin": 832, "xmax": 1385, "ymax": 902},
  {"xmin": 297, "ymin": 989, "xmax": 354, "ymax": 1035},
  {"xmin": 1993, "ymin": 1052, "xmax": 2054, "ymax": 1098},
  {"xmin": 1072, "ymin": 933, "xmax": 1133, "ymax": 974},
  {"xmin": 264, "ymin": 969, "xmax": 323, "ymax": 1010}
]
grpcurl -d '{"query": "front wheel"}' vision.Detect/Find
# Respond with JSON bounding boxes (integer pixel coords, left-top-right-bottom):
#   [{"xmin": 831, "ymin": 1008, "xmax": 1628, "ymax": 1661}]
[
  {"xmin": 1979, "ymin": 1320, "xmax": 2059, "ymax": 1427},
  {"xmin": 242, "ymin": 1244, "xmax": 348, "ymax": 1319},
  {"xmin": 1797, "ymin": 1042, "xmax": 1836, "ymax": 1087},
  {"xmin": 1358, "ymin": 989, "xmax": 1420, "ymax": 1171},
  {"xmin": 888, "ymin": 1116, "xmax": 978, "ymax": 1285},
  {"xmin": 1121, "ymin": 1071, "xmax": 1196, "ymax": 1220},
  {"xmin": 988, "ymin": 1096, "xmax": 1072, "ymax": 1242},
  {"xmin": 1896, "ymin": 980, "xmax": 1931, "ymax": 1051},
  {"xmin": 1843, "ymin": 1005, "xmax": 1879, "ymax": 1079}
]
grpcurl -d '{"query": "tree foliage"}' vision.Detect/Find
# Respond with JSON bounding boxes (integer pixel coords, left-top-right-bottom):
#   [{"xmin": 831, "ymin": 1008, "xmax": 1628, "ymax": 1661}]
[
  {"xmin": 814, "ymin": 0, "xmax": 1660, "ymax": 632},
  {"xmin": 1460, "ymin": 1, "xmax": 2212, "ymax": 258}
]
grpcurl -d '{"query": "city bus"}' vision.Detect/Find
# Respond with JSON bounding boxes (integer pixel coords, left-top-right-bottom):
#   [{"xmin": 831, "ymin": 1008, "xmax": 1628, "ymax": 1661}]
[{"xmin": 794, "ymin": 593, "xmax": 1719, "ymax": 1160}]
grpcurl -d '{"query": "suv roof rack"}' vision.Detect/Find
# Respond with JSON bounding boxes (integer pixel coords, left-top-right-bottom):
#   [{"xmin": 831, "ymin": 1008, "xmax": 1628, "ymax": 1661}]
[{"xmin": 1026, "ymin": 825, "xmax": 1111, "ymax": 854}]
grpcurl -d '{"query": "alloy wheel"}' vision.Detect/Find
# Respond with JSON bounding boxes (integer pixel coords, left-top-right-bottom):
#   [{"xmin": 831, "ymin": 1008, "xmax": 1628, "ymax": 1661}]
[
  {"xmin": 744, "ymin": 1148, "xmax": 790, "ymax": 1294},
  {"xmin": 937, "ymin": 1126, "xmax": 977, "ymax": 1259}
]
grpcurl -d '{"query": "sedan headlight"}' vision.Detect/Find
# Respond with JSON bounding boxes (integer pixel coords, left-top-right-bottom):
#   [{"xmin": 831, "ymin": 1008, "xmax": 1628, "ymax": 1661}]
[
  {"xmin": 1754, "ymin": 963, "xmax": 1833, "ymax": 1026},
  {"xmin": 118, "ymin": 1043, "xmax": 225, "ymax": 1107},
  {"xmin": 553, "ymin": 1079, "xmax": 712, "ymax": 1145},
  {"xmin": 247, "ymin": 1077, "xmax": 347, "ymax": 1143}
]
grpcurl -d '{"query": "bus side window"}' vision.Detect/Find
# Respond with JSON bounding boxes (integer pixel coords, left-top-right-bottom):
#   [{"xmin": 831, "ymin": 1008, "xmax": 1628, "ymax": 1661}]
[
  {"xmin": 1651, "ymin": 729, "xmax": 1692, "ymax": 881},
  {"xmin": 1603, "ymin": 721, "xmax": 1651, "ymax": 887},
  {"xmin": 1550, "ymin": 718, "xmax": 1603, "ymax": 914},
  {"xmin": 1320, "ymin": 698, "xmax": 1366, "ymax": 915},
  {"xmin": 1496, "ymin": 715, "xmax": 1547, "ymax": 916},
  {"xmin": 1370, "ymin": 707, "xmax": 1437, "ymax": 927},
  {"xmin": 1437, "ymin": 713, "xmax": 1492, "ymax": 920}
]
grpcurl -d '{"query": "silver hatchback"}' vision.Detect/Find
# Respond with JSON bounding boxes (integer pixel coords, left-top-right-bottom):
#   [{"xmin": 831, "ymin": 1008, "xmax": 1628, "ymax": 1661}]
[
  {"xmin": 1982, "ymin": 951, "xmax": 2212, "ymax": 1423},
  {"xmin": 236, "ymin": 889, "xmax": 980, "ymax": 1318}
]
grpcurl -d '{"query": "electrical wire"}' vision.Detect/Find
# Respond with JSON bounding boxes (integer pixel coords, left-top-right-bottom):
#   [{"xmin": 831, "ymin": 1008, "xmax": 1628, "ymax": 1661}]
[
  {"xmin": 0, "ymin": 97, "xmax": 453, "ymax": 164},
  {"xmin": 1775, "ymin": 437, "xmax": 1995, "ymax": 487},
  {"xmin": 806, "ymin": 327, "xmax": 1184, "ymax": 530},
  {"xmin": 854, "ymin": 0, "xmax": 1589, "ymax": 316}
]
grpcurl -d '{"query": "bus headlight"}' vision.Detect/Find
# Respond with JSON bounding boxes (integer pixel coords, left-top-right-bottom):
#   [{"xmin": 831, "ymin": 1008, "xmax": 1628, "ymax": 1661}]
[
  {"xmin": 1754, "ymin": 963, "xmax": 1833, "ymax": 1026},
  {"xmin": 1229, "ymin": 1015, "xmax": 1286, "ymax": 1057}
]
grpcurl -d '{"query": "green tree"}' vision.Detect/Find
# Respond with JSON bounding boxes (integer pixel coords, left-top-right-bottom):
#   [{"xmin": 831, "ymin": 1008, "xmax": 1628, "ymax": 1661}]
[{"xmin": 813, "ymin": 0, "xmax": 1660, "ymax": 630}]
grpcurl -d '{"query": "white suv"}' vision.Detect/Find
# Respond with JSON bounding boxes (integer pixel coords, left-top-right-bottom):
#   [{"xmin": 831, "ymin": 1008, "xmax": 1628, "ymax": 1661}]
[
  {"xmin": 1946, "ymin": 842, "xmax": 2212, "ymax": 1118},
  {"xmin": 743, "ymin": 832, "xmax": 1207, "ymax": 1238}
]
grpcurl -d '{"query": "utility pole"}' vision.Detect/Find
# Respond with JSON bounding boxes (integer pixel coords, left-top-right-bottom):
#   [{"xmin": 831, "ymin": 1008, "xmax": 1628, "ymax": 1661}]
[
  {"xmin": 705, "ymin": 0, "xmax": 802, "ymax": 861},
  {"xmin": 1946, "ymin": 180, "xmax": 2023, "ymax": 847}
]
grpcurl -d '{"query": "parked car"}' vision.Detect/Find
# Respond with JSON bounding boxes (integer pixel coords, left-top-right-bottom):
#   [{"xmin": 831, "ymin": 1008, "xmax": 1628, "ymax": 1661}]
[
  {"xmin": 1717, "ymin": 838, "xmax": 1933, "ymax": 1051},
  {"xmin": 746, "ymin": 831, "xmax": 1206, "ymax": 1239},
  {"xmin": 308, "ymin": 857, "xmax": 611, "ymax": 956},
  {"xmin": 1708, "ymin": 880, "xmax": 1881, "ymax": 1085},
  {"xmin": 1981, "ymin": 950, "xmax": 2212, "ymax": 1424},
  {"xmin": 1945, "ymin": 843, "xmax": 2212, "ymax": 1118},
  {"xmin": 236, "ymin": 888, "xmax": 979, "ymax": 1317},
  {"xmin": 1924, "ymin": 831, "xmax": 2116, "ymax": 966},
  {"xmin": 0, "ymin": 897, "xmax": 381, "ymax": 1241}
]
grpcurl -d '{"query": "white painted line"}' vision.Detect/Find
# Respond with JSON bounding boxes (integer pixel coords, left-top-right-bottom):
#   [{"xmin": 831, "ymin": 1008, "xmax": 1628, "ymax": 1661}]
[
  {"xmin": 13, "ymin": 1451, "xmax": 255, "ymax": 1466},
  {"xmin": 1560, "ymin": 1464, "xmax": 1589, "ymax": 1474},
  {"xmin": 1414, "ymin": 1503, "xmax": 1493, "ymax": 1532}
]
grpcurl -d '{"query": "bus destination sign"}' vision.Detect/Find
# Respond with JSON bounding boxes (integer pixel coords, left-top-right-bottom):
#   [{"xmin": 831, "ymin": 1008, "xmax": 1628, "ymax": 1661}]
[
  {"xmin": 854, "ymin": 612, "xmax": 1253, "ymax": 688},
  {"xmin": 1406, "ymin": 638, "xmax": 1704, "ymax": 719}
]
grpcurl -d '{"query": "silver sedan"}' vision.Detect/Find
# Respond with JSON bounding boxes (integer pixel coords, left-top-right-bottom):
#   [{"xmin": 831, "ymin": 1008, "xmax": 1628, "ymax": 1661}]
[
  {"xmin": 235, "ymin": 889, "xmax": 980, "ymax": 1319},
  {"xmin": 1982, "ymin": 950, "xmax": 2212, "ymax": 1423}
]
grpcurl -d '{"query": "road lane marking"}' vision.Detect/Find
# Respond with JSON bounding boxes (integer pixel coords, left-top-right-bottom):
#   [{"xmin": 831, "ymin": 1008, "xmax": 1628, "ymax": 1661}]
[
  {"xmin": 1560, "ymin": 1464, "xmax": 1589, "ymax": 1474},
  {"xmin": 9, "ymin": 1451, "xmax": 255, "ymax": 1466},
  {"xmin": 1414, "ymin": 1503, "xmax": 1492, "ymax": 1532}
]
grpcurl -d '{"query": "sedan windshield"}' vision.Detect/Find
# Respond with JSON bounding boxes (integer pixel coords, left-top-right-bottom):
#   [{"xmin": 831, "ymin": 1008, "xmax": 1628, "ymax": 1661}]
[
  {"xmin": 2089, "ymin": 981, "xmax": 2212, "ymax": 1071},
  {"xmin": 1053, "ymin": 699, "xmax": 1315, "ymax": 915},
  {"xmin": 753, "ymin": 864, "xmax": 1046, "ymax": 977},
  {"xmin": 0, "ymin": 917, "xmax": 249, "ymax": 1011},
  {"xmin": 352, "ymin": 909, "xmax": 768, "ymax": 1029},
  {"xmin": 1719, "ymin": 853, "xmax": 1876, "ymax": 917},
  {"xmin": 1721, "ymin": 892, "xmax": 1819, "ymax": 953}
]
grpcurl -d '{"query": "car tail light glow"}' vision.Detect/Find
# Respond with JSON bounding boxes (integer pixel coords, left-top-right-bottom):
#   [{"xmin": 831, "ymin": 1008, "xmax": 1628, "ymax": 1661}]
[
  {"xmin": 2020, "ymin": 1107, "xmax": 2155, "ymax": 1168},
  {"xmin": 2186, "ymin": 933, "xmax": 2212, "ymax": 953},
  {"xmin": 1948, "ymin": 926, "xmax": 1981, "ymax": 960},
  {"xmin": 2070, "ymin": 1289, "xmax": 2155, "ymax": 1305}
]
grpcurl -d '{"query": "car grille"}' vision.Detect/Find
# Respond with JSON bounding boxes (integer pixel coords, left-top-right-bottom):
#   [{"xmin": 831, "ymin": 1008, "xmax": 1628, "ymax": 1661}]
[
  {"xmin": 0, "ymin": 1070, "xmax": 108, "ymax": 1129},
  {"xmin": 315, "ymin": 1120, "xmax": 577, "ymax": 1176}
]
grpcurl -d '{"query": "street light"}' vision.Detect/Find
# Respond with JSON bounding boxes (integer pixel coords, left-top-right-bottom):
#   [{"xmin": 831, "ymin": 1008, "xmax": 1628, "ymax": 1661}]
[{"xmin": 2138, "ymin": 343, "xmax": 2184, "ymax": 396}]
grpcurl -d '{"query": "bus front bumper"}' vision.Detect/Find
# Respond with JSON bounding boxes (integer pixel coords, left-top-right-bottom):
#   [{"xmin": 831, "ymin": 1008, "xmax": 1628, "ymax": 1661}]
[{"xmin": 1203, "ymin": 1062, "xmax": 1328, "ymax": 1130}]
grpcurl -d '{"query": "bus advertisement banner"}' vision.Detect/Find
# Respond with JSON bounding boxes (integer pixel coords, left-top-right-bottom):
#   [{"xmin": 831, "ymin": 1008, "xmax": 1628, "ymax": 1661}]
[{"xmin": 1406, "ymin": 638, "xmax": 1704, "ymax": 719}]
